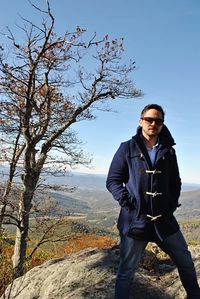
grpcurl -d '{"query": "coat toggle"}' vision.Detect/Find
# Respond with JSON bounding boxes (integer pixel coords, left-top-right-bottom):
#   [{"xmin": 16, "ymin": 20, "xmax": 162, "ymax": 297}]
[{"xmin": 145, "ymin": 191, "xmax": 163, "ymax": 197}]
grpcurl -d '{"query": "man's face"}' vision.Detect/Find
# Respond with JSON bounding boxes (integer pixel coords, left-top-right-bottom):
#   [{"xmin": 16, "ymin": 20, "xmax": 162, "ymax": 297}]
[{"xmin": 139, "ymin": 109, "xmax": 163, "ymax": 139}]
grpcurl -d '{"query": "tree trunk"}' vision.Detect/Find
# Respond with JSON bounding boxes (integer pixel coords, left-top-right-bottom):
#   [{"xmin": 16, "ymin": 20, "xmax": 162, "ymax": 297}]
[
  {"xmin": 0, "ymin": 181, "xmax": 12, "ymax": 228},
  {"xmin": 12, "ymin": 226, "xmax": 28, "ymax": 277},
  {"xmin": 12, "ymin": 189, "xmax": 33, "ymax": 278},
  {"xmin": 11, "ymin": 143, "xmax": 46, "ymax": 277},
  {"xmin": 0, "ymin": 203, "xmax": 7, "ymax": 227}
]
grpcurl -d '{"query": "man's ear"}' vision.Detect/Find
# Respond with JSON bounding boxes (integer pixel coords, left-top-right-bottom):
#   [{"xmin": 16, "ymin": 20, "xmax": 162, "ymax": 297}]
[{"xmin": 139, "ymin": 119, "xmax": 142, "ymax": 127}]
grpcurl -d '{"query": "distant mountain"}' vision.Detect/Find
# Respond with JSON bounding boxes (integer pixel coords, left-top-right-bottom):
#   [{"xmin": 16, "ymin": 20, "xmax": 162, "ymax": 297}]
[
  {"xmin": 45, "ymin": 172, "xmax": 200, "ymax": 192},
  {"xmin": 44, "ymin": 172, "xmax": 107, "ymax": 191},
  {"xmin": 181, "ymin": 183, "xmax": 200, "ymax": 192},
  {"xmin": 1, "ymin": 166, "xmax": 199, "ymax": 222},
  {"xmin": 0, "ymin": 166, "xmax": 199, "ymax": 192}
]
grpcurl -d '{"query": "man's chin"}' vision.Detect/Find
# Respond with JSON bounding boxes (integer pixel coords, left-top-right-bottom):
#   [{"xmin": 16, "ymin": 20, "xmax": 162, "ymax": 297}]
[{"xmin": 148, "ymin": 131, "xmax": 158, "ymax": 136}]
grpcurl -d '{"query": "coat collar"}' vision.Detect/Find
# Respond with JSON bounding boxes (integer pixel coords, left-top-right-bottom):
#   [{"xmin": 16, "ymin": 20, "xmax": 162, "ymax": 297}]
[
  {"xmin": 128, "ymin": 125, "xmax": 176, "ymax": 168},
  {"xmin": 135, "ymin": 124, "xmax": 175, "ymax": 148}
]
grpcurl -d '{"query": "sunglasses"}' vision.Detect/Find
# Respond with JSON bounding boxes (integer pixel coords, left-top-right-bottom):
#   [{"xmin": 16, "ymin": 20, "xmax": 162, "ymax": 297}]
[{"xmin": 141, "ymin": 117, "xmax": 164, "ymax": 126}]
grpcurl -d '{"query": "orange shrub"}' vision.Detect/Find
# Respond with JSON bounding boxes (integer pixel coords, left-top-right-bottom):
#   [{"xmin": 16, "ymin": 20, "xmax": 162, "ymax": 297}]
[{"xmin": 59, "ymin": 234, "xmax": 117, "ymax": 255}]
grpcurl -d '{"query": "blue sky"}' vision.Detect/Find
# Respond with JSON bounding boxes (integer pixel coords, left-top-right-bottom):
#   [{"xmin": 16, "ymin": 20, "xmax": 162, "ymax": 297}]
[{"xmin": 0, "ymin": 0, "xmax": 200, "ymax": 183}]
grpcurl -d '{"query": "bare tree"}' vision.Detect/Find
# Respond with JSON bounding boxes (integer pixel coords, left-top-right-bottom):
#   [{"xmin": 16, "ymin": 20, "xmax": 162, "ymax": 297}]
[
  {"xmin": 27, "ymin": 195, "xmax": 81, "ymax": 259},
  {"xmin": 0, "ymin": 0, "xmax": 142, "ymax": 277}
]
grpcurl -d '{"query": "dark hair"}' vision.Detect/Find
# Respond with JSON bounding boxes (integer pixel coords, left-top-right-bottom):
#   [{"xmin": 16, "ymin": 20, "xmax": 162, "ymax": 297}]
[{"xmin": 140, "ymin": 104, "xmax": 165, "ymax": 120}]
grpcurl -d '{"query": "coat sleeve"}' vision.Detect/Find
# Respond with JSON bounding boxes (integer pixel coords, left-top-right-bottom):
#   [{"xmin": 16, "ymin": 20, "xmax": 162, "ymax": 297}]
[
  {"xmin": 106, "ymin": 142, "xmax": 135, "ymax": 209},
  {"xmin": 169, "ymin": 148, "xmax": 182, "ymax": 212}
]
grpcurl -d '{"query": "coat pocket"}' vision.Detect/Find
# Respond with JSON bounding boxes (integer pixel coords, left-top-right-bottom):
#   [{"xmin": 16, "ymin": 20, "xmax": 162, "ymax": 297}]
[{"xmin": 128, "ymin": 211, "xmax": 147, "ymax": 235}]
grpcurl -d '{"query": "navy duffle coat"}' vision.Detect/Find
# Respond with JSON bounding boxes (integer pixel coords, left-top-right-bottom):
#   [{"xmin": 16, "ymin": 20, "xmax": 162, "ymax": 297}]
[{"xmin": 106, "ymin": 125, "xmax": 181, "ymax": 241}]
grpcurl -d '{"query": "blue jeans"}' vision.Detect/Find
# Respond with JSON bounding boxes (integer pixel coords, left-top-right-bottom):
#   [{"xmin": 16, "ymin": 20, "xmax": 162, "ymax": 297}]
[{"xmin": 115, "ymin": 230, "xmax": 200, "ymax": 299}]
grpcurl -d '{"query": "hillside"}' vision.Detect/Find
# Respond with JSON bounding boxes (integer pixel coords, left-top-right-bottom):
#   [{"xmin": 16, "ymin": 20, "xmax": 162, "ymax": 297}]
[
  {"xmin": 175, "ymin": 189, "xmax": 200, "ymax": 219},
  {"xmin": 47, "ymin": 173, "xmax": 200, "ymax": 233}
]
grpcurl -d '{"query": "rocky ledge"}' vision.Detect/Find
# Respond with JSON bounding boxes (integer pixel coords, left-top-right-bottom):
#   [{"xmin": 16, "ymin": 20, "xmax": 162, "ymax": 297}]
[{"xmin": 2, "ymin": 245, "xmax": 200, "ymax": 299}]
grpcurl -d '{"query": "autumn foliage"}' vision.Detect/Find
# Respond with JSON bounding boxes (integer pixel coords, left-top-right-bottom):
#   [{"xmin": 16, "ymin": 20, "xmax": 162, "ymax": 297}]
[{"xmin": 59, "ymin": 234, "xmax": 117, "ymax": 255}]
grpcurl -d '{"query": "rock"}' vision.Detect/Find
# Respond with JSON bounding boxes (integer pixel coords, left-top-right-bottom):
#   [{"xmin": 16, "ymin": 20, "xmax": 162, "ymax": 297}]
[{"xmin": 1, "ymin": 245, "xmax": 200, "ymax": 299}]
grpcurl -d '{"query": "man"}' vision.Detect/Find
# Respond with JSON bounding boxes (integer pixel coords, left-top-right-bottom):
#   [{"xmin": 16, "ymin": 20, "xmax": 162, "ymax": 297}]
[{"xmin": 106, "ymin": 104, "xmax": 200, "ymax": 299}]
